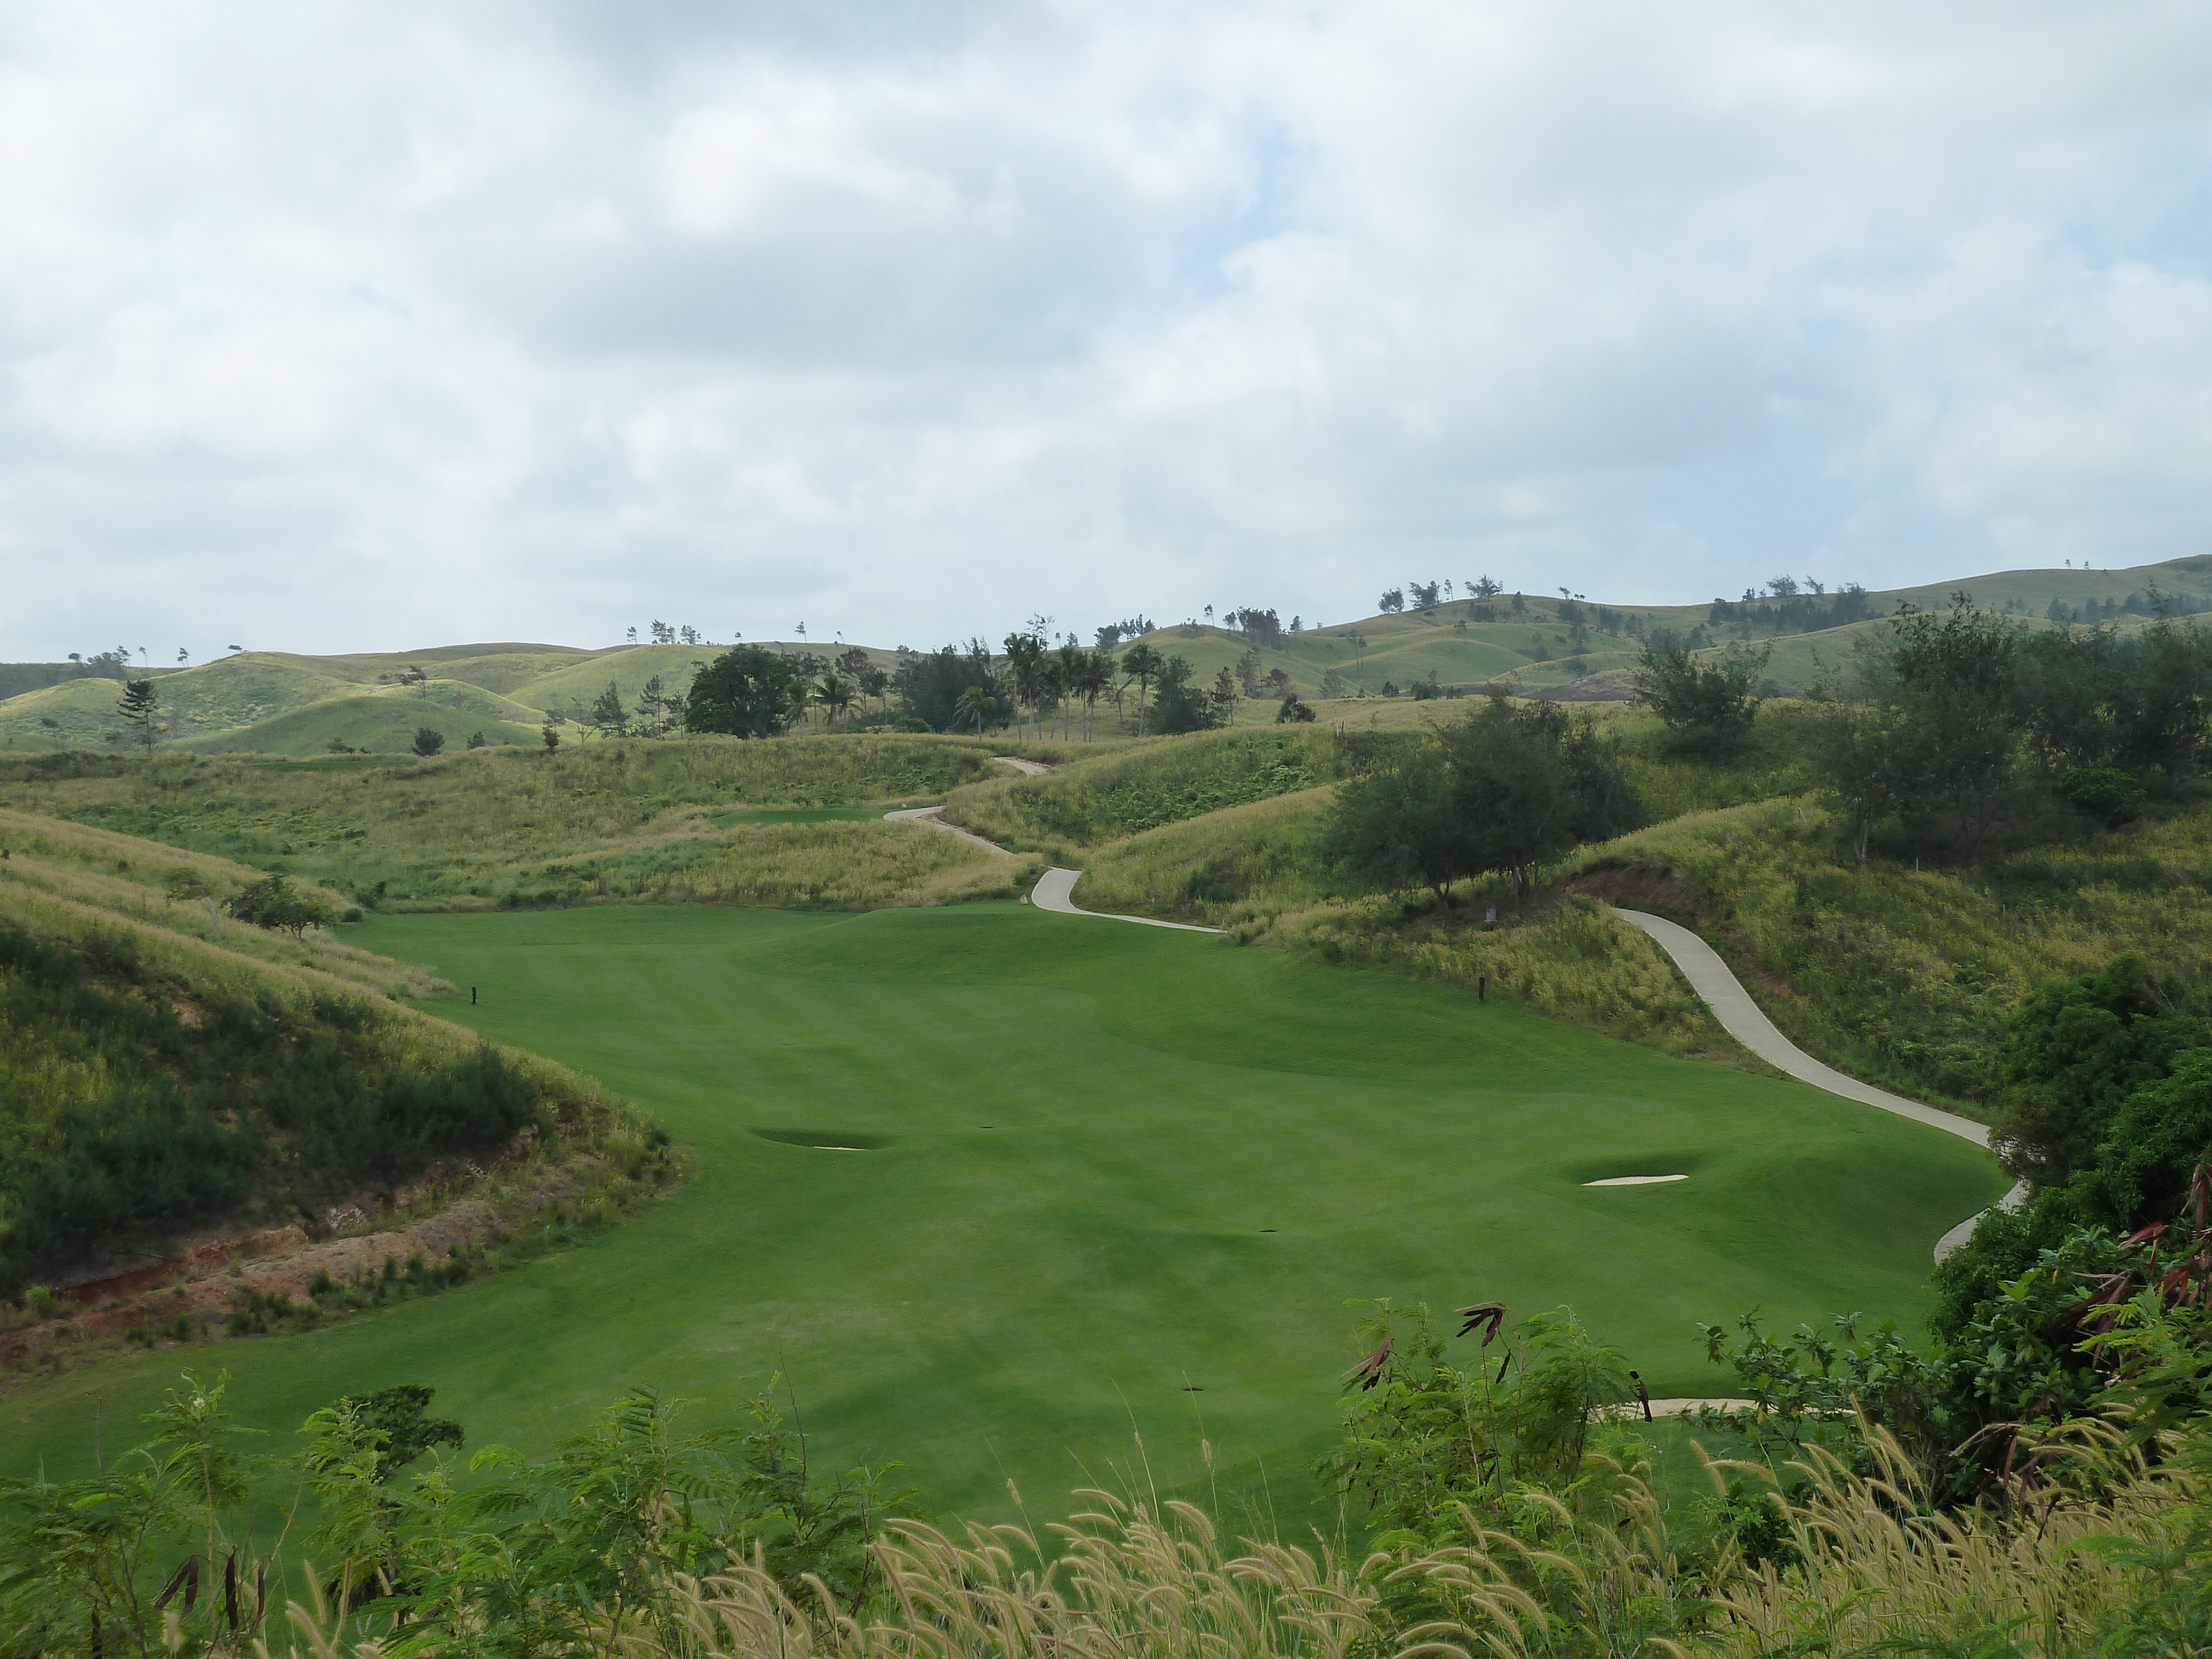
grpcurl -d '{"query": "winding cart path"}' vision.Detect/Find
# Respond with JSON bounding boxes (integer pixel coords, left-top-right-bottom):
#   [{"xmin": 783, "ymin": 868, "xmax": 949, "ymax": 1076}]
[{"xmin": 1616, "ymin": 908, "xmax": 2026, "ymax": 1260}]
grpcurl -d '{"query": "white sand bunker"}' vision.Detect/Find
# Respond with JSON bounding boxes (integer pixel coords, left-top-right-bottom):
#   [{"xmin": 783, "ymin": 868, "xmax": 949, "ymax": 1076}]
[{"xmin": 1584, "ymin": 1174, "xmax": 1688, "ymax": 1187}]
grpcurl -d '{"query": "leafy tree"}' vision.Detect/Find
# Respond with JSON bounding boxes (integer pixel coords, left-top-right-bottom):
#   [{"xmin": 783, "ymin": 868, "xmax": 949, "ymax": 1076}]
[
  {"xmin": 812, "ymin": 670, "xmax": 855, "ymax": 730},
  {"xmin": 1276, "ymin": 694, "xmax": 1316, "ymax": 723},
  {"xmin": 1994, "ymin": 954, "xmax": 2205, "ymax": 1192},
  {"xmin": 412, "ymin": 727, "xmax": 446, "ymax": 757},
  {"xmin": 1873, "ymin": 600, "xmax": 2026, "ymax": 858},
  {"xmin": 226, "ymin": 874, "xmax": 342, "ymax": 939},
  {"xmin": 465, "ymin": 731, "xmax": 487, "ymax": 749},
  {"xmin": 540, "ymin": 723, "xmax": 560, "ymax": 753},
  {"xmin": 1319, "ymin": 666, "xmax": 1348, "ymax": 699},
  {"xmin": 890, "ymin": 640, "xmax": 999, "ymax": 732},
  {"xmin": 1804, "ymin": 697, "xmax": 1905, "ymax": 865},
  {"xmin": 634, "ymin": 674, "xmax": 677, "ymax": 737},
  {"xmin": 686, "ymin": 645, "xmax": 806, "ymax": 738},
  {"xmin": 1633, "ymin": 640, "xmax": 1770, "ymax": 753},
  {"xmin": 1378, "ymin": 587, "xmax": 1404, "ymax": 613},
  {"xmin": 2059, "ymin": 765, "xmax": 2147, "ymax": 826},
  {"xmin": 1209, "ymin": 665, "xmax": 1239, "ymax": 726},
  {"xmin": 588, "ymin": 682, "xmax": 629, "ymax": 740},
  {"xmin": 116, "ymin": 677, "xmax": 159, "ymax": 753},
  {"xmin": 1147, "ymin": 655, "xmax": 1222, "ymax": 735},
  {"xmin": 1327, "ymin": 695, "xmax": 1637, "ymax": 904}
]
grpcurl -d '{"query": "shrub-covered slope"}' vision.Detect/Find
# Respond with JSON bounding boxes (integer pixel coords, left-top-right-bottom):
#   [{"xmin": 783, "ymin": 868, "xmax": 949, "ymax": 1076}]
[{"xmin": 0, "ymin": 814, "xmax": 646, "ymax": 1296}]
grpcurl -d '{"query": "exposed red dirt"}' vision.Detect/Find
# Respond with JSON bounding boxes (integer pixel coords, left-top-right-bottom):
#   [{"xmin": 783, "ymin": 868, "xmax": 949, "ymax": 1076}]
[{"xmin": 1562, "ymin": 860, "xmax": 1708, "ymax": 921}]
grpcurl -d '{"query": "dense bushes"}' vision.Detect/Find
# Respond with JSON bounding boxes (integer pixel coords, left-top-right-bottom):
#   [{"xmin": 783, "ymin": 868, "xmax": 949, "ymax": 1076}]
[
  {"xmin": 1810, "ymin": 602, "xmax": 2212, "ymax": 863},
  {"xmin": 0, "ymin": 922, "xmax": 544, "ymax": 1293}
]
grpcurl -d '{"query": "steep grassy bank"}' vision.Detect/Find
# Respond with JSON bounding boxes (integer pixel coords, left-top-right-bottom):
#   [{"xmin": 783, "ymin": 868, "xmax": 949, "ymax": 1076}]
[{"xmin": 0, "ymin": 813, "xmax": 668, "ymax": 1355}]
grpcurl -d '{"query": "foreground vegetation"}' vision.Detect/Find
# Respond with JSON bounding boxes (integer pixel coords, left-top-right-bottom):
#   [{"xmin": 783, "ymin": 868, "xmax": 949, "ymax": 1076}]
[{"xmin": 7, "ymin": 1225, "xmax": 2206, "ymax": 1657}]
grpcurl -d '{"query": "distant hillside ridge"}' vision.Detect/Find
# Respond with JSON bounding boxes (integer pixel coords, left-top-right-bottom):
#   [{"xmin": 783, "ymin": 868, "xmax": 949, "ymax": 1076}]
[{"xmin": 6, "ymin": 555, "xmax": 2210, "ymax": 751}]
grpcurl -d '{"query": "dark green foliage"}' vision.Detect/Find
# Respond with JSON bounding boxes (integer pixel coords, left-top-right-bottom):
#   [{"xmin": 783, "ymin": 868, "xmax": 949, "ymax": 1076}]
[
  {"xmin": 1327, "ymin": 695, "xmax": 1639, "ymax": 903},
  {"xmin": 1995, "ymin": 954, "xmax": 2203, "ymax": 1190},
  {"xmin": 466, "ymin": 731, "xmax": 487, "ymax": 750},
  {"xmin": 411, "ymin": 726, "xmax": 445, "ymax": 757},
  {"xmin": 2059, "ymin": 764, "xmax": 2147, "ymax": 825},
  {"xmin": 223, "ymin": 873, "xmax": 340, "ymax": 938},
  {"xmin": 336, "ymin": 1385, "xmax": 462, "ymax": 1482},
  {"xmin": 685, "ymin": 644, "xmax": 807, "ymax": 738},
  {"xmin": 1811, "ymin": 602, "xmax": 2212, "ymax": 864},
  {"xmin": 587, "ymin": 682, "xmax": 628, "ymax": 739},
  {"xmin": 0, "ymin": 925, "xmax": 544, "ymax": 1293},
  {"xmin": 1634, "ymin": 640, "xmax": 1768, "ymax": 753},
  {"xmin": 889, "ymin": 640, "xmax": 1000, "ymax": 733},
  {"xmin": 1145, "ymin": 655, "xmax": 1222, "ymax": 734},
  {"xmin": 2080, "ymin": 1051, "xmax": 2212, "ymax": 1228},
  {"xmin": 1275, "ymin": 693, "xmax": 1316, "ymax": 723}
]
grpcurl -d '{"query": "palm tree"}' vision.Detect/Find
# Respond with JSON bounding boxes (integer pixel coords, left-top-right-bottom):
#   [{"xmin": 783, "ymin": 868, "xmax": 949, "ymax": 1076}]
[
  {"xmin": 1053, "ymin": 643, "xmax": 1086, "ymax": 740},
  {"xmin": 1077, "ymin": 648, "xmax": 1115, "ymax": 740},
  {"xmin": 815, "ymin": 671, "xmax": 854, "ymax": 729},
  {"xmin": 1002, "ymin": 633, "xmax": 1046, "ymax": 739},
  {"xmin": 954, "ymin": 685, "xmax": 998, "ymax": 736},
  {"xmin": 1119, "ymin": 643, "xmax": 1162, "ymax": 735}
]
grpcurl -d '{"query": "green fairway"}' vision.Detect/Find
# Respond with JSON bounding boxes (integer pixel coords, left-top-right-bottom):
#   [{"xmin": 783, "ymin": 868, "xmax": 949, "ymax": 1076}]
[{"xmin": 0, "ymin": 903, "xmax": 2008, "ymax": 1526}]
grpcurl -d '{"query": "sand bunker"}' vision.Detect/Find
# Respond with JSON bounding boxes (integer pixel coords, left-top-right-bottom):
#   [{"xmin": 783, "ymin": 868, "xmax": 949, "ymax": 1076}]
[{"xmin": 1584, "ymin": 1174, "xmax": 1688, "ymax": 1187}]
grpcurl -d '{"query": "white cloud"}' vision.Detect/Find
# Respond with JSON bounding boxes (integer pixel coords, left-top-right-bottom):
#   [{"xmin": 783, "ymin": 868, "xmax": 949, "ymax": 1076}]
[{"xmin": 4, "ymin": 0, "xmax": 2212, "ymax": 658}]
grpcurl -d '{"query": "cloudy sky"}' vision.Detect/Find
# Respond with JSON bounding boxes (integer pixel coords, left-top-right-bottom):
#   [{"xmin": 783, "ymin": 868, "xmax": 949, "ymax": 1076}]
[{"xmin": 5, "ymin": 2, "xmax": 2211, "ymax": 659}]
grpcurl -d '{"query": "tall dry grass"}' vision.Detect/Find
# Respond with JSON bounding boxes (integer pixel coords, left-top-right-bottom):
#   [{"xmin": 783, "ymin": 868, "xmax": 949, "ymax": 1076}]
[
  {"xmin": 251, "ymin": 1425, "xmax": 2209, "ymax": 1659},
  {"xmin": 0, "ymin": 807, "xmax": 439, "ymax": 997},
  {"xmin": 1283, "ymin": 894, "xmax": 1733, "ymax": 1060},
  {"xmin": 478, "ymin": 820, "xmax": 1026, "ymax": 911},
  {"xmin": 0, "ymin": 735, "xmax": 1012, "ymax": 908}
]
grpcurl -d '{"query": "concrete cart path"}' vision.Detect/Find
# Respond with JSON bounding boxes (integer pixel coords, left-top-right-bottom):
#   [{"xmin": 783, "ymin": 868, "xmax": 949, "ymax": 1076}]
[
  {"xmin": 881, "ymin": 806, "xmax": 1014, "ymax": 857},
  {"xmin": 1615, "ymin": 908, "xmax": 2025, "ymax": 1259},
  {"xmin": 1032, "ymin": 868, "xmax": 1225, "ymax": 934},
  {"xmin": 877, "ymin": 756, "xmax": 1051, "ymax": 853}
]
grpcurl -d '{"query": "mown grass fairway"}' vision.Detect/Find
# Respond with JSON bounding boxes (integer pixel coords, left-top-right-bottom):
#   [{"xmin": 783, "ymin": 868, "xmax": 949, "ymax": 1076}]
[{"xmin": 1, "ymin": 903, "xmax": 2007, "ymax": 1524}]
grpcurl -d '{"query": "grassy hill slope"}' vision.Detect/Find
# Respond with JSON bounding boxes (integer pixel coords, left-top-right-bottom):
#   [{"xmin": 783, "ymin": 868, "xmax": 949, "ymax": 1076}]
[
  {"xmin": 185, "ymin": 681, "xmax": 551, "ymax": 757},
  {"xmin": 0, "ymin": 813, "xmax": 651, "ymax": 1300},
  {"xmin": 0, "ymin": 736, "xmax": 1021, "ymax": 910}
]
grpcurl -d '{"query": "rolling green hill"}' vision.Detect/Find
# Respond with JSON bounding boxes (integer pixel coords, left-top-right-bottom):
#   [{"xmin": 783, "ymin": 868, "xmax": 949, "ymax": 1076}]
[
  {"xmin": 182, "ymin": 682, "xmax": 551, "ymax": 757},
  {"xmin": 8, "ymin": 555, "xmax": 2212, "ymax": 754}
]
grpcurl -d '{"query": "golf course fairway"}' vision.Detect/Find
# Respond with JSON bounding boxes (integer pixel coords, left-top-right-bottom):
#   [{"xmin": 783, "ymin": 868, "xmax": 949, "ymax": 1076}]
[{"xmin": 0, "ymin": 901, "xmax": 2009, "ymax": 1525}]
